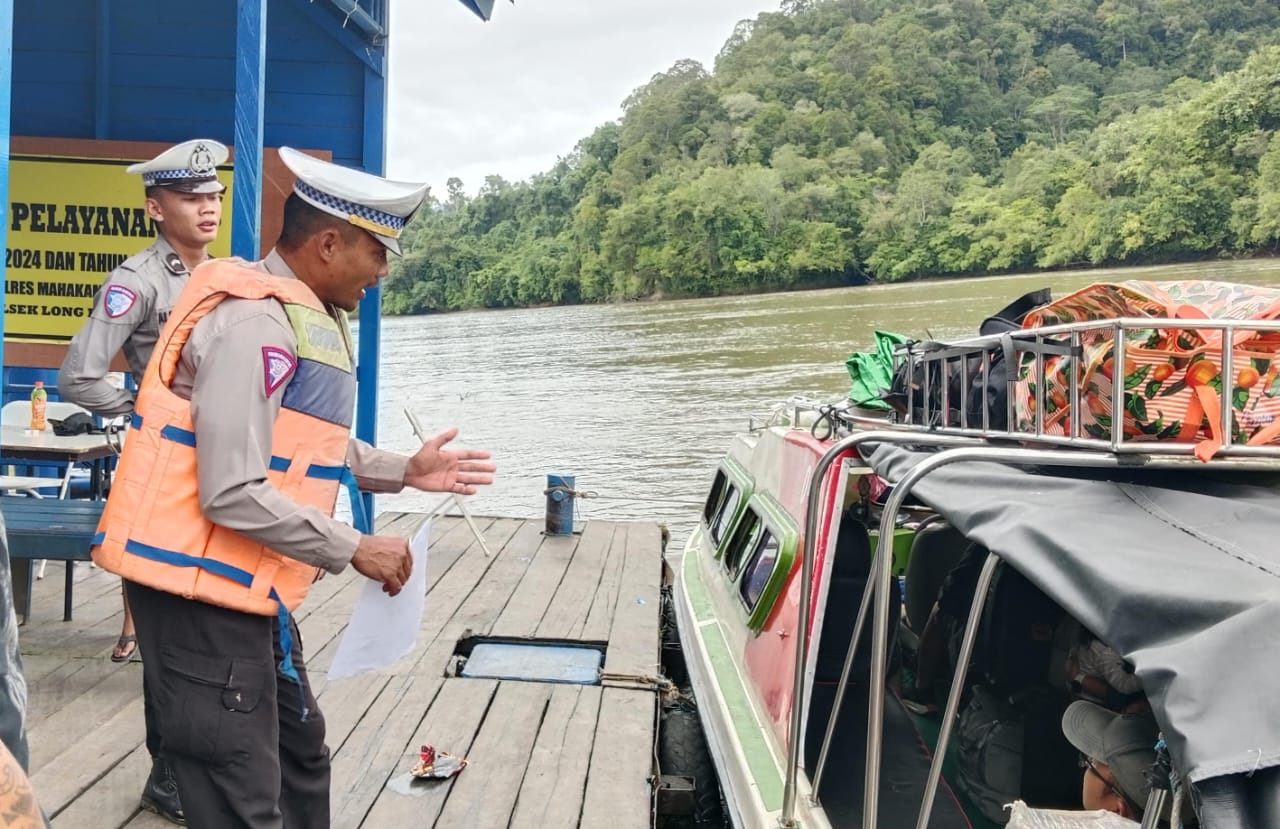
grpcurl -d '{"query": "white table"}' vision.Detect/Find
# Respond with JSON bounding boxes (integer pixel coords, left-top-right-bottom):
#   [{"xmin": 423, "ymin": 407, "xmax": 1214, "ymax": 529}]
[
  {"xmin": 0, "ymin": 424, "xmax": 120, "ymax": 499},
  {"xmin": 0, "ymin": 423, "xmax": 121, "ymax": 458}
]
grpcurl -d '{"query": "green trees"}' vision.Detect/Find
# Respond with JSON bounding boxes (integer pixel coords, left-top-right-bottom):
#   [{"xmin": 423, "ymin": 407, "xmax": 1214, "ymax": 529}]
[{"xmin": 387, "ymin": 0, "xmax": 1280, "ymax": 314}]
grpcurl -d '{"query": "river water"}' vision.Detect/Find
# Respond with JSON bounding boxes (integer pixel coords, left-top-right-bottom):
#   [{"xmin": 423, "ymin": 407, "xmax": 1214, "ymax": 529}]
[{"xmin": 361, "ymin": 258, "xmax": 1280, "ymax": 542}]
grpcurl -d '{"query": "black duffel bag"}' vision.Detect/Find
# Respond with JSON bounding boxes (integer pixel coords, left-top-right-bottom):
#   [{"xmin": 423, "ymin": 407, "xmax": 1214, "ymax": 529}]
[
  {"xmin": 965, "ymin": 287, "xmax": 1052, "ymax": 431},
  {"xmin": 881, "ymin": 288, "xmax": 1052, "ymax": 430}
]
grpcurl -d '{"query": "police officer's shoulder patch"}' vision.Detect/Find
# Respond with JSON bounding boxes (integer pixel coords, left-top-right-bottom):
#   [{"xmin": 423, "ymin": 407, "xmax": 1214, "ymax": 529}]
[
  {"xmin": 104, "ymin": 284, "xmax": 138, "ymax": 318},
  {"xmin": 262, "ymin": 346, "xmax": 296, "ymax": 396}
]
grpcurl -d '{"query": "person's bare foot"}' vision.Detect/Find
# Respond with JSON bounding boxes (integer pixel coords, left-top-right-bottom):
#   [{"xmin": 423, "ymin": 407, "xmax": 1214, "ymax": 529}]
[{"xmin": 111, "ymin": 634, "xmax": 138, "ymax": 663}]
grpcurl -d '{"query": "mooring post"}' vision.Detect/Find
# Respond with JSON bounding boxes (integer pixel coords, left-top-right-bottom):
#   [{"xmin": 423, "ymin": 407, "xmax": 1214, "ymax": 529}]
[{"xmin": 545, "ymin": 473, "xmax": 575, "ymax": 535}]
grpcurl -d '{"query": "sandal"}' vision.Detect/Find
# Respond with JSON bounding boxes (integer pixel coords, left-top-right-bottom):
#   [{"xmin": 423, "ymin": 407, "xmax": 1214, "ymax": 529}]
[{"xmin": 111, "ymin": 634, "xmax": 138, "ymax": 663}]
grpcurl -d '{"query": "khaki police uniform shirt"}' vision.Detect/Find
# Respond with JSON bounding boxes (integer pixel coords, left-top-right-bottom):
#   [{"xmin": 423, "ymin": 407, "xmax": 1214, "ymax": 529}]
[
  {"xmin": 168, "ymin": 249, "xmax": 408, "ymax": 574},
  {"xmin": 59, "ymin": 236, "xmax": 194, "ymax": 417}
]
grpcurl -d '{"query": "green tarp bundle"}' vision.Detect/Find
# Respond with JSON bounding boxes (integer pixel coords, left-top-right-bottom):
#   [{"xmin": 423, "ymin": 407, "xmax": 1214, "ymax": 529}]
[{"xmin": 846, "ymin": 330, "xmax": 908, "ymax": 410}]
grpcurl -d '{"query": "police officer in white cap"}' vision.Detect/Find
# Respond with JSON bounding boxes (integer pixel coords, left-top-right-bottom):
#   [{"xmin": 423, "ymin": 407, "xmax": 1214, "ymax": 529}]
[
  {"xmin": 61, "ymin": 139, "xmax": 228, "ymax": 417},
  {"xmin": 99, "ymin": 147, "xmax": 496, "ymax": 828},
  {"xmin": 59, "ymin": 137, "xmax": 229, "ymax": 825}
]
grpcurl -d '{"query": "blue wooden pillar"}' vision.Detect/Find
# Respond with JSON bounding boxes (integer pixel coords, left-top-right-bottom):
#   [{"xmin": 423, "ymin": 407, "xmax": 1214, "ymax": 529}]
[
  {"xmin": 0, "ymin": 0, "xmax": 12, "ymax": 374},
  {"xmin": 356, "ymin": 52, "xmax": 389, "ymax": 520},
  {"xmin": 232, "ymin": 0, "xmax": 266, "ymax": 259}
]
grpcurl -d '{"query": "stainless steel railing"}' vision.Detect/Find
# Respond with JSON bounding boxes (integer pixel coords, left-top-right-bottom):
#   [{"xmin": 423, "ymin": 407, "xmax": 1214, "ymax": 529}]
[
  {"xmin": 782, "ymin": 434, "xmax": 1280, "ymax": 829},
  {"xmin": 888, "ymin": 317, "xmax": 1280, "ymax": 458}
]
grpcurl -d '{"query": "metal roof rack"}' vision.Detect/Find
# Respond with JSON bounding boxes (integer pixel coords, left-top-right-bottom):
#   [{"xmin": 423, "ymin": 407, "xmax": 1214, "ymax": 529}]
[{"xmin": 829, "ymin": 316, "xmax": 1280, "ymax": 463}]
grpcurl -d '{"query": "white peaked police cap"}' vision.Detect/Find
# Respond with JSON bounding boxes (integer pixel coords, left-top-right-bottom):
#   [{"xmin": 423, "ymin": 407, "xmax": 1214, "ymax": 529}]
[
  {"xmin": 126, "ymin": 139, "xmax": 228, "ymax": 194},
  {"xmin": 278, "ymin": 146, "xmax": 428, "ymax": 255}
]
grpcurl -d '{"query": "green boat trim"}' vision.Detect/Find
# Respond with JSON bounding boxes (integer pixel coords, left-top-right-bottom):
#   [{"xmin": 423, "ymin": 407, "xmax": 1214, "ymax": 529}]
[{"xmin": 681, "ymin": 540, "xmax": 785, "ymax": 813}]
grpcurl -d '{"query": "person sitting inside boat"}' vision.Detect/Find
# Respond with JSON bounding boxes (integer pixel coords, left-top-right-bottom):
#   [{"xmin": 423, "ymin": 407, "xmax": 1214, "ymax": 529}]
[
  {"xmin": 1065, "ymin": 634, "xmax": 1147, "ymax": 713},
  {"xmin": 1062, "ymin": 700, "xmax": 1175, "ymax": 825}
]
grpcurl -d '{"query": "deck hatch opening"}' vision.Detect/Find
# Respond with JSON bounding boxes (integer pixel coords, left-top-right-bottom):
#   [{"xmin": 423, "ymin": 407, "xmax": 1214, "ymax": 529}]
[{"xmin": 456, "ymin": 639, "xmax": 605, "ymax": 685}]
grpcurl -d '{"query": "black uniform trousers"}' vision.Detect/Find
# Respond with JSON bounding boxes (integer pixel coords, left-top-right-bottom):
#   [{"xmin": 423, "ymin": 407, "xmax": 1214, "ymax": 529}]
[{"xmin": 125, "ymin": 580, "xmax": 330, "ymax": 829}]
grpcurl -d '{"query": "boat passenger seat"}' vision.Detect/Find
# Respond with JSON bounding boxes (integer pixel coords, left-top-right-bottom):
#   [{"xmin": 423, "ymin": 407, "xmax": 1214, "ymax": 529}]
[
  {"xmin": 806, "ymin": 507, "xmax": 974, "ymax": 829},
  {"xmin": 814, "ymin": 508, "xmax": 900, "ymax": 685},
  {"xmin": 902, "ymin": 521, "xmax": 970, "ymax": 642}
]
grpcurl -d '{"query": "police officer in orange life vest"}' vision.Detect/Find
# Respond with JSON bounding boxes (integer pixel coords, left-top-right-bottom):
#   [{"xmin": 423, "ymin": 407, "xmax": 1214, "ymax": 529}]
[
  {"xmin": 90, "ymin": 147, "xmax": 497, "ymax": 829},
  {"xmin": 59, "ymin": 138, "xmax": 229, "ymax": 825}
]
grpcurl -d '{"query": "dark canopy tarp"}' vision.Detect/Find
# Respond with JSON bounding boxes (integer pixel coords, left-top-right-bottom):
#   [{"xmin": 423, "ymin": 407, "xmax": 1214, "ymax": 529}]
[{"xmin": 864, "ymin": 442, "xmax": 1280, "ymax": 828}]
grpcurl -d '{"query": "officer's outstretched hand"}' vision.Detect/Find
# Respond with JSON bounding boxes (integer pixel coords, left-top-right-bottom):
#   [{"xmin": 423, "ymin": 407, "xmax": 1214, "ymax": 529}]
[
  {"xmin": 404, "ymin": 427, "xmax": 496, "ymax": 495},
  {"xmin": 351, "ymin": 534, "xmax": 413, "ymax": 596}
]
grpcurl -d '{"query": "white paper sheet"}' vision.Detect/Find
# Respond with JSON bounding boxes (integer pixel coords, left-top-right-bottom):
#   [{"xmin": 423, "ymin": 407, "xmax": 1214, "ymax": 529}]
[{"xmin": 327, "ymin": 519, "xmax": 430, "ymax": 681}]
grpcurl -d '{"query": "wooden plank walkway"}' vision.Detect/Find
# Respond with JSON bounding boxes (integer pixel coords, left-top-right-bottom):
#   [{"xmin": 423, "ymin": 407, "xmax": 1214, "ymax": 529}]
[{"xmin": 13, "ymin": 513, "xmax": 666, "ymax": 829}]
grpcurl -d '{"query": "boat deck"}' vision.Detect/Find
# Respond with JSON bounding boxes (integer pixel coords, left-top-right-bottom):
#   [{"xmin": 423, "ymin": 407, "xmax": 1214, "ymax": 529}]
[{"xmin": 16, "ymin": 513, "xmax": 665, "ymax": 829}]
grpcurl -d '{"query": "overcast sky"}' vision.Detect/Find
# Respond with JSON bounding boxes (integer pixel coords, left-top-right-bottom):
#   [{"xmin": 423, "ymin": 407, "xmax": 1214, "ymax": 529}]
[{"xmin": 386, "ymin": 0, "xmax": 780, "ymax": 197}]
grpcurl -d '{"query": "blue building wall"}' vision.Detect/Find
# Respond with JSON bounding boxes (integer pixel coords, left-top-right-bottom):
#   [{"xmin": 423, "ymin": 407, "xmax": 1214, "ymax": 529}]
[
  {"xmin": 12, "ymin": 2, "xmax": 94, "ymax": 138},
  {"xmin": 11, "ymin": 0, "xmax": 374, "ymax": 166},
  {"xmin": 4, "ymin": 0, "xmax": 391, "ymax": 489}
]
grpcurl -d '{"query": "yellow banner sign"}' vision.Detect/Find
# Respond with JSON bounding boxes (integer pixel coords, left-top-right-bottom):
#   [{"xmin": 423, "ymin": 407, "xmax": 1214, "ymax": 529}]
[{"xmin": 4, "ymin": 155, "xmax": 233, "ymax": 342}]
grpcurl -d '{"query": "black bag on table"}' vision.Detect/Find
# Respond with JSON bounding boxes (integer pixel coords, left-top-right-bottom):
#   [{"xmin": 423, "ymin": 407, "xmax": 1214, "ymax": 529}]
[{"xmin": 50, "ymin": 412, "xmax": 101, "ymax": 436}]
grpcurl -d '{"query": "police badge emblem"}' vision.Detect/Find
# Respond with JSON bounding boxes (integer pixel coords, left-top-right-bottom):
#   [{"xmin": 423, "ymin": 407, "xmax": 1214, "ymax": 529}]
[
  {"xmin": 262, "ymin": 346, "xmax": 296, "ymax": 396},
  {"xmin": 189, "ymin": 143, "xmax": 216, "ymax": 176},
  {"xmin": 104, "ymin": 285, "xmax": 138, "ymax": 318}
]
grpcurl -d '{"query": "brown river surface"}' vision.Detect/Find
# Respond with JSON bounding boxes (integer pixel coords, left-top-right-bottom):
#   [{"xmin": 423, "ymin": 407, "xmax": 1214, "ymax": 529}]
[{"xmin": 357, "ymin": 258, "xmax": 1280, "ymax": 542}]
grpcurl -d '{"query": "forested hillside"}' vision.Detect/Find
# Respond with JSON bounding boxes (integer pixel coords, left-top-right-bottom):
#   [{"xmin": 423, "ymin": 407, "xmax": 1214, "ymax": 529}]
[{"xmin": 385, "ymin": 0, "xmax": 1280, "ymax": 313}]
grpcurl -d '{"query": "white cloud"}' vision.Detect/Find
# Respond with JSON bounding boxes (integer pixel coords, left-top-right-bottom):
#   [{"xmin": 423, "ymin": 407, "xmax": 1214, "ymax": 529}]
[{"xmin": 387, "ymin": 0, "xmax": 778, "ymax": 196}]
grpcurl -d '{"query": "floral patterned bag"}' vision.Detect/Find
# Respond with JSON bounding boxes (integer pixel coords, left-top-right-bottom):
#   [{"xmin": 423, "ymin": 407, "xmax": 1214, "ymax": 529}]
[{"xmin": 1012, "ymin": 280, "xmax": 1280, "ymax": 461}]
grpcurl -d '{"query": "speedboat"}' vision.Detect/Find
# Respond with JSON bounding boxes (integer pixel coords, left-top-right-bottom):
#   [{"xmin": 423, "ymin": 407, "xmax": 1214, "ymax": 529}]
[{"xmin": 669, "ymin": 313, "xmax": 1280, "ymax": 829}]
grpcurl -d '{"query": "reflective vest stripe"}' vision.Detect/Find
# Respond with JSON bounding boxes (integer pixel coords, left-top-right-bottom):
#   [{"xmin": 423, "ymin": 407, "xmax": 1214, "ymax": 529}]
[
  {"xmin": 160, "ymin": 425, "xmax": 197, "ymax": 447},
  {"xmin": 118, "ymin": 536, "xmax": 306, "ymax": 699},
  {"xmin": 342, "ymin": 468, "xmax": 370, "ymax": 535},
  {"xmin": 144, "ymin": 423, "xmax": 351, "ymax": 484},
  {"xmin": 282, "ymin": 359, "xmax": 356, "ymax": 428}
]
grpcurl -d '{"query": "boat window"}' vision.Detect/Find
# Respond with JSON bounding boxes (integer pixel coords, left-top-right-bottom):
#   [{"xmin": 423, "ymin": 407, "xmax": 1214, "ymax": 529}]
[
  {"xmin": 739, "ymin": 530, "xmax": 780, "ymax": 610},
  {"xmin": 722, "ymin": 509, "xmax": 760, "ymax": 577},
  {"xmin": 709, "ymin": 484, "xmax": 742, "ymax": 548},
  {"xmin": 702, "ymin": 469, "xmax": 728, "ymax": 524}
]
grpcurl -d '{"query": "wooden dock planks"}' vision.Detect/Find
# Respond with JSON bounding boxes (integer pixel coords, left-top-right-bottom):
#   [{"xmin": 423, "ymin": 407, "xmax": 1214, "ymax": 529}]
[{"xmin": 17, "ymin": 514, "xmax": 665, "ymax": 828}]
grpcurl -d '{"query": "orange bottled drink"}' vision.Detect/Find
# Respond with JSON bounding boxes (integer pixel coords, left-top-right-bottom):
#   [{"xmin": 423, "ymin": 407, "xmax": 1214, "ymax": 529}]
[{"xmin": 30, "ymin": 381, "xmax": 47, "ymax": 431}]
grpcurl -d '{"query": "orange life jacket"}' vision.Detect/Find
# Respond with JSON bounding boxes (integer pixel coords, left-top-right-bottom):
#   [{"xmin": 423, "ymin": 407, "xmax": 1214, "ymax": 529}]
[{"xmin": 90, "ymin": 259, "xmax": 358, "ymax": 617}]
